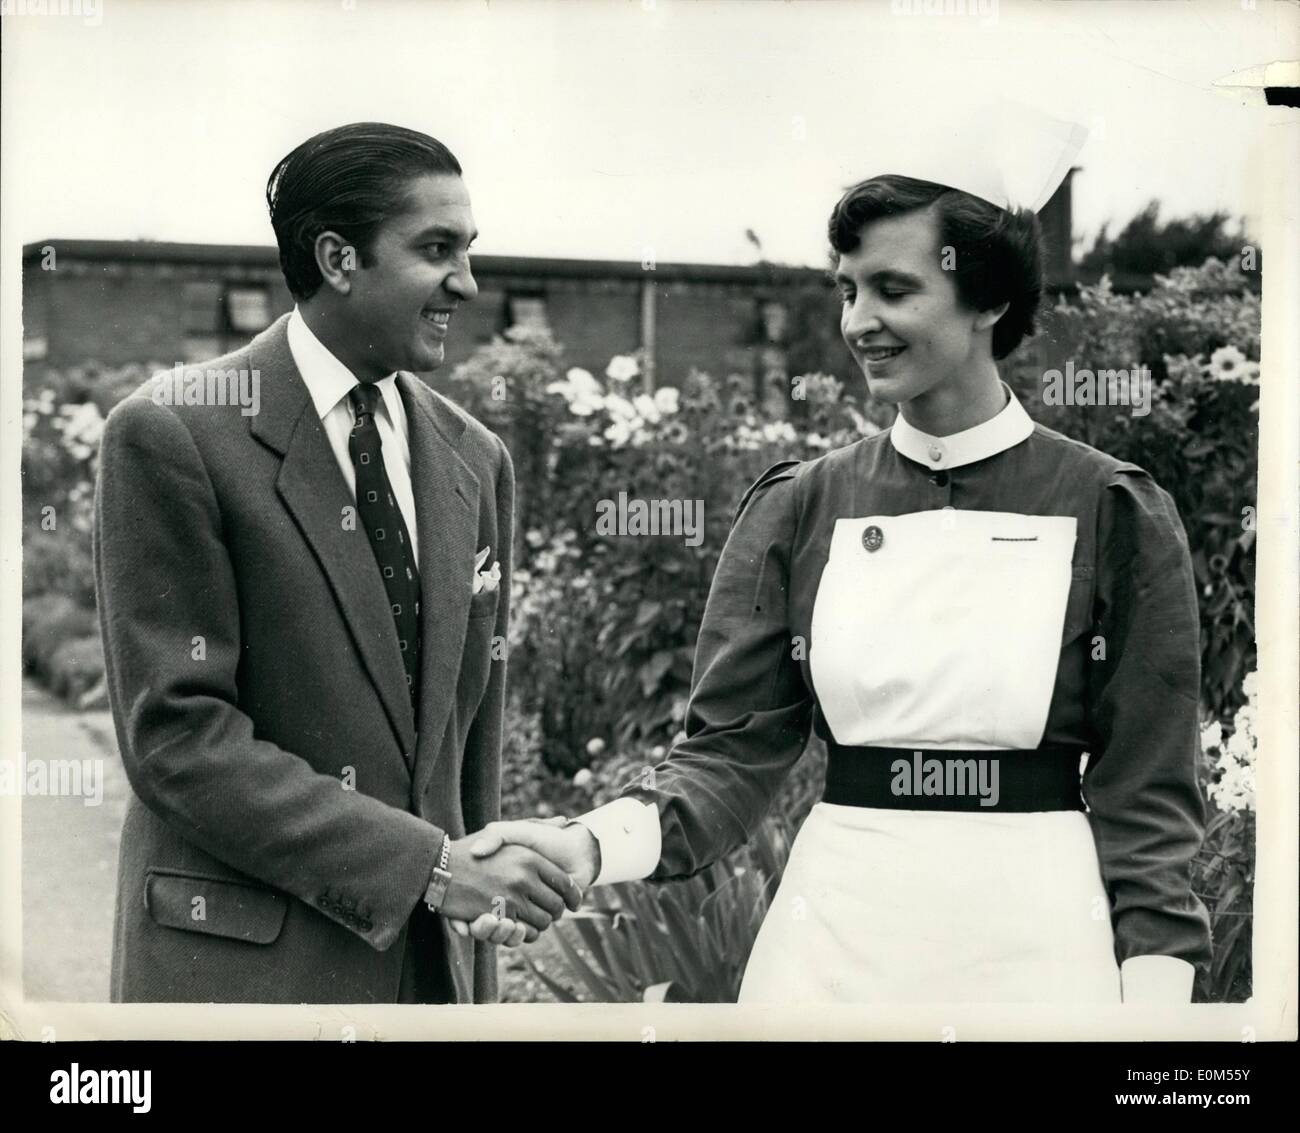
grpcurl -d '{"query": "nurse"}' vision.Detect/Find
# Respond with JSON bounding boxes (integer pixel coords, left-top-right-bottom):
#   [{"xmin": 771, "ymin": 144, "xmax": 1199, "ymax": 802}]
[{"xmin": 459, "ymin": 110, "xmax": 1212, "ymax": 1004}]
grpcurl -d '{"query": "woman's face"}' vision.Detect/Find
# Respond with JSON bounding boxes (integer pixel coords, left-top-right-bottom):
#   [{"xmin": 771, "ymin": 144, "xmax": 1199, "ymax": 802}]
[{"xmin": 835, "ymin": 207, "xmax": 990, "ymax": 406}]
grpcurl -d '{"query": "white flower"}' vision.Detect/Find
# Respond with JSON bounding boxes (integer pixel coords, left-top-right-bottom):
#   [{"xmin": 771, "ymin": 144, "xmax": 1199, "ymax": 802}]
[
  {"xmin": 604, "ymin": 394, "xmax": 638, "ymax": 422},
  {"xmin": 1208, "ymin": 345, "xmax": 1248, "ymax": 383},
  {"xmin": 60, "ymin": 401, "xmax": 105, "ymax": 444},
  {"xmin": 604, "ymin": 419, "xmax": 633, "ymax": 447},
  {"xmin": 632, "ymin": 394, "xmax": 660, "ymax": 425},
  {"xmin": 547, "ymin": 367, "xmax": 604, "ymax": 417},
  {"xmin": 573, "ymin": 768, "xmax": 594, "ymax": 790},
  {"xmin": 565, "ymin": 367, "xmax": 601, "ymax": 397},
  {"xmin": 1205, "ymin": 669, "xmax": 1259, "ymax": 813},
  {"xmin": 653, "ymin": 387, "xmax": 680, "ymax": 415},
  {"xmin": 1200, "ymin": 719, "xmax": 1223, "ymax": 754},
  {"xmin": 606, "ymin": 355, "xmax": 640, "ymax": 382},
  {"xmin": 585, "ymin": 738, "xmax": 606, "ymax": 757}
]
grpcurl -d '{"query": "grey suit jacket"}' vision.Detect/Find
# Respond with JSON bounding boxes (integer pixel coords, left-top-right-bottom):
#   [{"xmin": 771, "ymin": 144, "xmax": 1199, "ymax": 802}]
[{"xmin": 93, "ymin": 313, "xmax": 511, "ymax": 1003}]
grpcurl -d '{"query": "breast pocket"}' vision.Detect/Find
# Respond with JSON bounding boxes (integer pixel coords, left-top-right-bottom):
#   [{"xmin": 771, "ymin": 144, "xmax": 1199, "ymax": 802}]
[{"xmin": 468, "ymin": 589, "xmax": 499, "ymax": 620}]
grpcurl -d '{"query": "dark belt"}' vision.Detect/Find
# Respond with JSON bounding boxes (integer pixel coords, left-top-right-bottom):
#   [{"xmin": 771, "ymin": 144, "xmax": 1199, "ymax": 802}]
[{"xmin": 822, "ymin": 742, "xmax": 1086, "ymax": 813}]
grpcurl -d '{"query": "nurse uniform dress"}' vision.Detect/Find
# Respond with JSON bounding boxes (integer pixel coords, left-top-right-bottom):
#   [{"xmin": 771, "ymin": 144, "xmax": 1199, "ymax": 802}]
[{"xmin": 577, "ymin": 385, "xmax": 1213, "ymax": 1003}]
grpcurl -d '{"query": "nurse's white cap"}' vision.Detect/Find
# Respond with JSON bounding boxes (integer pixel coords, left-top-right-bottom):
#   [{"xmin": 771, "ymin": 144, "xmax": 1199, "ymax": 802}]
[{"xmin": 843, "ymin": 100, "xmax": 1089, "ymax": 214}]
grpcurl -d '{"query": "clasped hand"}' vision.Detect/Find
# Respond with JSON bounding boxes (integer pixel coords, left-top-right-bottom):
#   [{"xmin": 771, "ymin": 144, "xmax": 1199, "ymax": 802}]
[{"xmin": 441, "ymin": 817, "xmax": 599, "ymax": 948}]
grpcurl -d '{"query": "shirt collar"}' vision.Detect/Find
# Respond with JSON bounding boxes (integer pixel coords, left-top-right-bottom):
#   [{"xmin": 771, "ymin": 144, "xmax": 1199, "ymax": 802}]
[
  {"xmin": 286, "ymin": 306, "xmax": 400, "ymax": 422},
  {"xmin": 889, "ymin": 382, "xmax": 1034, "ymax": 471}
]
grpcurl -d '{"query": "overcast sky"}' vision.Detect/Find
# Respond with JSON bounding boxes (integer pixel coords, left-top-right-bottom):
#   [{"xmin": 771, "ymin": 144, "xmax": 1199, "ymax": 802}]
[{"xmin": 3, "ymin": 0, "xmax": 1293, "ymax": 267}]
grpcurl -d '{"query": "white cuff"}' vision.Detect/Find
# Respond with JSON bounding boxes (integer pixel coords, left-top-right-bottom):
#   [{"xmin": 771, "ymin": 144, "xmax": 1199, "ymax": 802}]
[
  {"xmin": 573, "ymin": 798, "xmax": 661, "ymax": 885},
  {"xmin": 1120, "ymin": 955, "xmax": 1196, "ymax": 1003}
]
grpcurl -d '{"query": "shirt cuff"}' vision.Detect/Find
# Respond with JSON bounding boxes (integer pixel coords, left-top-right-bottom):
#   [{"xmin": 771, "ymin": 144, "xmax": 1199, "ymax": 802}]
[
  {"xmin": 1120, "ymin": 955, "xmax": 1196, "ymax": 1003},
  {"xmin": 573, "ymin": 798, "xmax": 661, "ymax": 885}
]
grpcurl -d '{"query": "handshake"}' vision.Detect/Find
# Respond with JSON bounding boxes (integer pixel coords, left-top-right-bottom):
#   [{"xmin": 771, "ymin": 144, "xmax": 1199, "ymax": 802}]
[{"xmin": 436, "ymin": 817, "xmax": 601, "ymax": 948}]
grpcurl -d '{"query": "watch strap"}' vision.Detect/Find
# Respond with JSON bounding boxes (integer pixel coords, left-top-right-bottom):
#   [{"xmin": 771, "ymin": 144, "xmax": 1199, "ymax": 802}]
[{"xmin": 424, "ymin": 833, "xmax": 453, "ymax": 912}]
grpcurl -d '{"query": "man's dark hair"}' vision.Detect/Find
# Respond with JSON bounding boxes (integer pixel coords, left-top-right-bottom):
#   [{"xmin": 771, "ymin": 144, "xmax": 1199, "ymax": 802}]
[
  {"xmin": 827, "ymin": 175, "xmax": 1044, "ymax": 360},
  {"xmin": 266, "ymin": 122, "xmax": 462, "ymax": 301}
]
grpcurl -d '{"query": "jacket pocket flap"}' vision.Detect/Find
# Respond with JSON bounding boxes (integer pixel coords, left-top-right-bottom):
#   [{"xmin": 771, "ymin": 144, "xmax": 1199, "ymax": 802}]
[{"xmin": 144, "ymin": 869, "xmax": 288, "ymax": 945}]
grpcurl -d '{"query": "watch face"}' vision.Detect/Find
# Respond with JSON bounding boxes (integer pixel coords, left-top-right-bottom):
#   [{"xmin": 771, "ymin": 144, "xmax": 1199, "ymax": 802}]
[{"xmin": 425, "ymin": 868, "xmax": 452, "ymax": 910}]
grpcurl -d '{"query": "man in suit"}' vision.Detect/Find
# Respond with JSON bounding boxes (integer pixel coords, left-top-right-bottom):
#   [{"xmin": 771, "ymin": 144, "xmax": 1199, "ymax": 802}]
[{"xmin": 93, "ymin": 123, "xmax": 579, "ymax": 1003}]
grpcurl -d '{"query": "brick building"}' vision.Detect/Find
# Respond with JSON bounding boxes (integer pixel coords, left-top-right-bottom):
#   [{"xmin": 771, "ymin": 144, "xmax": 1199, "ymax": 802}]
[{"xmin": 21, "ymin": 170, "xmax": 1077, "ymax": 391}]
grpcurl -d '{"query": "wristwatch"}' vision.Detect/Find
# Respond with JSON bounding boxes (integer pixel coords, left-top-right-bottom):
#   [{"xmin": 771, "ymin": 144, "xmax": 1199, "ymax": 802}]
[{"xmin": 423, "ymin": 833, "xmax": 453, "ymax": 912}]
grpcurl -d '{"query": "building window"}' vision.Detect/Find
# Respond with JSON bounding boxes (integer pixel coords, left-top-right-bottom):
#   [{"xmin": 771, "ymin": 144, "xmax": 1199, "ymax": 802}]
[
  {"xmin": 225, "ymin": 286, "xmax": 271, "ymax": 334},
  {"xmin": 759, "ymin": 300, "xmax": 789, "ymax": 344},
  {"xmin": 182, "ymin": 281, "xmax": 223, "ymax": 335},
  {"xmin": 507, "ymin": 294, "xmax": 550, "ymax": 332},
  {"xmin": 181, "ymin": 280, "xmax": 224, "ymax": 361}
]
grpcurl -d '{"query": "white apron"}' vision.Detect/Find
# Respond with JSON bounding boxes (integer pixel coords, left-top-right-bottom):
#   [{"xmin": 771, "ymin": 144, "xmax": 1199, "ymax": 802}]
[
  {"xmin": 740, "ymin": 509, "xmax": 1122, "ymax": 1003},
  {"xmin": 739, "ymin": 803, "xmax": 1120, "ymax": 1003}
]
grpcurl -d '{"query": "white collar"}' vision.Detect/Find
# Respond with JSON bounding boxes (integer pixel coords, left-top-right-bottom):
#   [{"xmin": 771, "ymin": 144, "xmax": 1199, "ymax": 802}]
[
  {"xmin": 286, "ymin": 306, "xmax": 401, "ymax": 422},
  {"xmin": 889, "ymin": 383, "xmax": 1034, "ymax": 471}
]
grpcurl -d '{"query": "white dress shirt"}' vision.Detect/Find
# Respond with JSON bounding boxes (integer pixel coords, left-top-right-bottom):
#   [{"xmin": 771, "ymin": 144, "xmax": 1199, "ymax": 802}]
[{"xmin": 286, "ymin": 307, "xmax": 420, "ymax": 568}]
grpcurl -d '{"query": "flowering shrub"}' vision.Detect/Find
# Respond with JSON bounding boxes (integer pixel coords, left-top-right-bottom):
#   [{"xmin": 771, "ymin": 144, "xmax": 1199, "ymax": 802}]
[
  {"xmin": 21, "ymin": 363, "xmax": 154, "ymax": 705},
  {"xmin": 1029, "ymin": 259, "xmax": 1259, "ymax": 722}
]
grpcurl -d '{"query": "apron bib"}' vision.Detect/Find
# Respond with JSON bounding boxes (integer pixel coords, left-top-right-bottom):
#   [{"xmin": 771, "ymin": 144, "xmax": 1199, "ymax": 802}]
[{"xmin": 809, "ymin": 509, "xmax": 1076, "ymax": 750}]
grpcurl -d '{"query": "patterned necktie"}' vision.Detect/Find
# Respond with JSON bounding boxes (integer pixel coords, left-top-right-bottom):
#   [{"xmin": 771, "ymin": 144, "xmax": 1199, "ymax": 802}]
[{"xmin": 347, "ymin": 382, "xmax": 421, "ymax": 712}]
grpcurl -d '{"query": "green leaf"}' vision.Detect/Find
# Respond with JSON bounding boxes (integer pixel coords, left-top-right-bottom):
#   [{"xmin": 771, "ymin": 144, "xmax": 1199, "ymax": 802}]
[{"xmin": 635, "ymin": 600, "xmax": 664, "ymax": 628}]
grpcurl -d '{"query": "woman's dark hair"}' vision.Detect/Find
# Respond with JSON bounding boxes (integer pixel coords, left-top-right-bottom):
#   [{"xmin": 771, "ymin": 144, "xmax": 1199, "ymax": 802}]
[
  {"xmin": 266, "ymin": 122, "xmax": 462, "ymax": 301},
  {"xmin": 828, "ymin": 175, "xmax": 1043, "ymax": 360}
]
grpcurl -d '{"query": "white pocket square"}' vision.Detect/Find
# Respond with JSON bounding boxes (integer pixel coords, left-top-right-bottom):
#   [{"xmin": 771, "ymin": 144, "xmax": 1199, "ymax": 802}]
[{"xmin": 472, "ymin": 546, "xmax": 502, "ymax": 595}]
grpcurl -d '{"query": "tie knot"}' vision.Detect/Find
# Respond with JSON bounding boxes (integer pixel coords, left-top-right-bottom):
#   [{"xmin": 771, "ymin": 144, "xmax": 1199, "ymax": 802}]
[{"xmin": 348, "ymin": 382, "xmax": 382, "ymax": 419}]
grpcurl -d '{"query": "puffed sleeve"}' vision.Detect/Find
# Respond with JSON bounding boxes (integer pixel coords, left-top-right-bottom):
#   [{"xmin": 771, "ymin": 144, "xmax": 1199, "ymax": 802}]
[
  {"xmin": 1082, "ymin": 464, "xmax": 1213, "ymax": 981},
  {"xmin": 577, "ymin": 461, "xmax": 816, "ymax": 883}
]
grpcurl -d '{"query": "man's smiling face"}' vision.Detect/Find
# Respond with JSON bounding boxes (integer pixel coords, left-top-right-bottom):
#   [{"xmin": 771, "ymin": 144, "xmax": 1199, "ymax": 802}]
[
  {"xmin": 344, "ymin": 173, "xmax": 479, "ymax": 375},
  {"xmin": 836, "ymin": 207, "xmax": 987, "ymax": 407}
]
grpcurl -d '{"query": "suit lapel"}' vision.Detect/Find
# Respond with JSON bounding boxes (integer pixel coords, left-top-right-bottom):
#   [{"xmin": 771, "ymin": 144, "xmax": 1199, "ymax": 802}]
[
  {"xmin": 247, "ymin": 316, "xmax": 418, "ymax": 761},
  {"xmin": 397, "ymin": 373, "xmax": 480, "ymax": 796}
]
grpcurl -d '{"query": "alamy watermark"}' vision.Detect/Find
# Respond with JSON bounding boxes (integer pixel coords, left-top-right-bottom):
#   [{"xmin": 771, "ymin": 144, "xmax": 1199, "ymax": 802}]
[
  {"xmin": 889, "ymin": 0, "xmax": 998, "ymax": 27},
  {"xmin": 1, "ymin": 0, "xmax": 102, "ymax": 24},
  {"xmin": 50, "ymin": 1064, "xmax": 150, "ymax": 1113},
  {"xmin": 595, "ymin": 492, "xmax": 704, "ymax": 547},
  {"xmin": 0, "ymin": 753, "xmax": 103, "ymax": 806},
  {"xmin": 1041, "ymin": 361, "xmax": 1152, "ymax": 418},
  {"xmin": 151, "ymin": 364, "xmax": 261, "ymax": 416},
  {"xmin": 892, "ymin": 752, "xmax": 1000, "ymax": 807}
]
